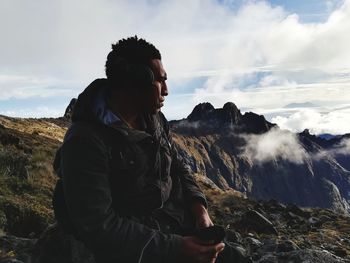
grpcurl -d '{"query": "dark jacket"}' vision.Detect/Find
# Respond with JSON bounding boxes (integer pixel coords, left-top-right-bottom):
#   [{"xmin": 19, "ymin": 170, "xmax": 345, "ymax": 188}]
[{"xmin": 52, "ymin": 78, "xmax": 208, "ymax": 262}]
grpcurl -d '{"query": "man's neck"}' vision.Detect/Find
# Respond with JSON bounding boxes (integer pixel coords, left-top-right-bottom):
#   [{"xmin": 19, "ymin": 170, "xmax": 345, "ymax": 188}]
[
  {"xmin": 117, "ymin": 111, "xmax": 141, "ymax": 130},
  {"xmin": 107, "ymin": 96, "xmax": 141, "ymax": 130}
]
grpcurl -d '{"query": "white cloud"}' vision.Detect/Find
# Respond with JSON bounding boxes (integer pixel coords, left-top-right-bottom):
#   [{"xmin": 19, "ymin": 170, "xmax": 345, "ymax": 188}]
[
  {"xmin": 331, "ymin": 138, "xmax": 350, "ymax": 155},
  {"xmin": 314, "ymin": 137, "xmax": 350, "ymax": 161},
  {"xmin": 239, "ymin": 127, "xmax": 308, "ymax": 164},
  {"xmin": 0, "ymin": 74, "xmax": 76, "ymax": 100},
  {"xmin": 190, "ymin": 0, "xmax": 350, "ymax": 129},
  {"xmin": 0, "ymin": 106, "xmax": 63, "ymax": 118},
  {"xmin": 192, "ymin": 80, "xmax": 350, "ymax": 113},
  {"xmin": 0, "ymin": 0, "xmax": 349, "ymax": 125},
  {"xmin": 272, "ymin": 107, "xmax": 350, "ymax": 135},
  {"xmin": 335, "ymin": 139, "xmax": 350, "ymax": 155},
  {"xmin": 223, "ymin": 1, "xmax": 350, "ymax": 72}
]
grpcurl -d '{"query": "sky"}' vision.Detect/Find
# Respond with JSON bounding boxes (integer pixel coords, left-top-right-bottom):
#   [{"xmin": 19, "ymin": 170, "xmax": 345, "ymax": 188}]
[{"xmin": 0, "ymin": 0, "xmax": 350, "ymax": 135}]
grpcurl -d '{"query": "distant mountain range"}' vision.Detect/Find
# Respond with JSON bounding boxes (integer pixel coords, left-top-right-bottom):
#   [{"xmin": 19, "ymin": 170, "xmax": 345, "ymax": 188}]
[
  {"xmin": 283, "ymin": 102, "xmax": 319, "ymax": 108},
  {"xmin": 317, "ymin": 133, "xmax": 343, "ymax": 140}
]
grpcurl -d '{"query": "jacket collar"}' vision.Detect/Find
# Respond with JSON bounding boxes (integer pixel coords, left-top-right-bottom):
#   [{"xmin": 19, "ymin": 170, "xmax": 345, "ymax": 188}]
[
  {"xmin": 74, "ymin": 78, "xmax": 162, "ymax": 143},
  {"xmin": 107, "ymin": 113, "xmax": 162, "ymax": 143}
]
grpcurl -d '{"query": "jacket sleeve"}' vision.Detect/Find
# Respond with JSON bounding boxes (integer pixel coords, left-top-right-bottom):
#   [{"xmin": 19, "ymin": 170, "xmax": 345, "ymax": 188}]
[
  {"xmin": 159, "ymin": 113, "xmax": 208, "ymax": 208},
  {"xmin": 60, "ymin": 132, "xmax": 182, "ymax": 262}
]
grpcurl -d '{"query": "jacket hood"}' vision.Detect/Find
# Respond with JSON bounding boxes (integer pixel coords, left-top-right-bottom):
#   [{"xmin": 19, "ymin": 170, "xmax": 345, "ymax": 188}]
[
  {"xmin": 71, "ymin": 78, "xmax": 161, "ymax": 140},
  {"xmin": 71, "ymin": 78, "xmax": 120, "ymax": 124}
]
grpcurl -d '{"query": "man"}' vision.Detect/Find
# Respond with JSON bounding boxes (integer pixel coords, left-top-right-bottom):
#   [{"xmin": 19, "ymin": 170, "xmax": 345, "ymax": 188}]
[{"xmin": 52, "ymin": 36, "xmax": 250, "ymax": 263}]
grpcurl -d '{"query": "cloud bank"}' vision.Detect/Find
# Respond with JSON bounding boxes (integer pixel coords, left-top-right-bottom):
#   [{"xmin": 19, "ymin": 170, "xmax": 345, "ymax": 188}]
[
  {"xmin": 272, "ymin": 107, "xmax": 350, "ymax": 135},
  {"xmin": 240, "ymin": 127, "xmax": 308, "ymax": 164},
  {"xmin": 192, "ymin": 0, "xmax": 350, "ymax": 124}
]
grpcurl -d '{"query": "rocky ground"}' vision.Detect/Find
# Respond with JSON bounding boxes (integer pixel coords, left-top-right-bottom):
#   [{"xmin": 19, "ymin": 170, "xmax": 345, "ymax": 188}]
[
  {"xmin": 1, "ymin": 173, "xmax": 350, "ymax": 262},
  {"xmin": 196, "ymin": 174, "xmax": 350, "ymax": 262}
]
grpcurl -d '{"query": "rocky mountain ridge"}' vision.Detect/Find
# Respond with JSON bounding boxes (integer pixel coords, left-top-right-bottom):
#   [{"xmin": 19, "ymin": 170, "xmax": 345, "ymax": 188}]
[{"xmin": 170, "ymin": 102, "xmax": 350, "ymax": 215}]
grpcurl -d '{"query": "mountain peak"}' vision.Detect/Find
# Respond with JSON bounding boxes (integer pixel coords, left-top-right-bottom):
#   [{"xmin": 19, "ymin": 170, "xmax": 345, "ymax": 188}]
[
  {"xmin": 223, "ymin": 101, "xmax": 239, "ymax": 112},
  {"xmin": 187, "ymin": 102, "xmax": 215, "ymax": 121},
  {"xmin": 187, "ymin": 101, "xmax": 242, "ymax": 125},
  {"xmin": 172, "ymin": 101, "xmax": 276, "ymax": 135},
  {"xmin": 222, "ymin": 102, "xmax": 241, "ymax": 122}
]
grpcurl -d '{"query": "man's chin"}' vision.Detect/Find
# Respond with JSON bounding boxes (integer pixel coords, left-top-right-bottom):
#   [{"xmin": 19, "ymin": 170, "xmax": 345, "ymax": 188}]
[
  {"xmin": 154, "ymin": 108, "xmax": 161, "ymax": 114},
  {"xmin": 144, "ymin": 107, "xmax": 161, "ymax": 115}
]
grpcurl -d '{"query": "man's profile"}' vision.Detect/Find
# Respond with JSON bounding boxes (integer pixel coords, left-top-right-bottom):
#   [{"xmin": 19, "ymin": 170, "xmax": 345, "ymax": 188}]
[{"xmin": 52, "ymin": 36, "xmax": 251, "ymax": 263}]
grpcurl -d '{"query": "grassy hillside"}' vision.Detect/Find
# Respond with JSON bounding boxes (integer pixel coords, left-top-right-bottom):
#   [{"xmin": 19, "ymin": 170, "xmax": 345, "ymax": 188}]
[{"xmin": 0, "ymin": 116, "xmax": 68, "ymax": 241}]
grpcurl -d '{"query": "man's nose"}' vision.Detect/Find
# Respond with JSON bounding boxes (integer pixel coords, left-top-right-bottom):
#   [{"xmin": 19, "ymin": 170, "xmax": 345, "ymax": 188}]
[{"xmin": 162, "ymin": 82, "xmax": 168, "ymax": 96}]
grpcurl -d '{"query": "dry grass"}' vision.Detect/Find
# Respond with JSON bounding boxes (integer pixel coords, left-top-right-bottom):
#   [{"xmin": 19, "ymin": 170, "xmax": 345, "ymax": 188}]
[
  {"xmin": 0, "ymin": 115, "xmax": 68, "ymax": 142},
  {"xmin": 0, "ymin": 118, "xmax": 63, "ymax": 238}
]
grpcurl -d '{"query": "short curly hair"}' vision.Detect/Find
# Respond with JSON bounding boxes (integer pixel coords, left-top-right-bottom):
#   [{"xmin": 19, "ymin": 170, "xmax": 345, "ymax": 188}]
[{"xmin": 105, "ymin": 35, "xmax": 161, "ymax": 85}]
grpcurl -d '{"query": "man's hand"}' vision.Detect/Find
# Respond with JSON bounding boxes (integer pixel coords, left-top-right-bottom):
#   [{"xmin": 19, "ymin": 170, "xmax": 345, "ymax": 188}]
[
  {"xmin": 190, "ymin": 201, "xmax": 214, "ymax": 229},
  {"xmin": 179, "ymin": 236, "xmax": 225, "ymax": 263}
]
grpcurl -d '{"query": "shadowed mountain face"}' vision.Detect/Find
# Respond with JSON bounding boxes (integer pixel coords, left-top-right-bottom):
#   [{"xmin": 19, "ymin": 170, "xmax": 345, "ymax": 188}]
[
  {"xmin": 170, "ymin": 102, "xmax": 350, "ymax": 214},
  {"xmin": 175, "ymin": 102, "xmax": 276, "ymax": 135}
]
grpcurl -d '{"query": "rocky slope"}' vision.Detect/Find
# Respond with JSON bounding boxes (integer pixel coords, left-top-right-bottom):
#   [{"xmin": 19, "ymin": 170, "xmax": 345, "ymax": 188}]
[{"xmin": 0, "ymin": 102, "xmax": 350, "ymax": 262}]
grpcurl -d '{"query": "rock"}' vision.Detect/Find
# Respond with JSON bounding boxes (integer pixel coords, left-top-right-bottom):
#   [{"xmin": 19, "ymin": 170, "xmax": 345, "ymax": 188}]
[
  {"xmin": 319, "ymin": 215, "xmax": 332, "ymax": 222},
  {"xmin": 258, "ymin": 238, "xmax": 278, "ymax": 253},
  {"xmin": 240, "ymin": 209, "xmax": 278, "ymax": 235},
  {"xmin": 225, "ymin": 229, "xmax": 242, "ymax": 243},
  {"xmin": 333, "ymin": 246, "xmax": 348, "ymax": 258},
  {"xmin": 219, "ymin": 242, "xmax": 252, "ymax": 263},
  {"xmin": 0, "ymin": 234, "xmax": 36, "ymax": 263},
  {"xmin": 286, "ymin": 211, "xmax": 303, "ymax": 221},
  {"xmin": 31, "ymin": 223, "xmax": 95, "ymax": 263},
  {"xmin": 276, "ymin": 240, "xmax": 300, "ymax": 252},
  {"xmin": 286, "ymin": 204, "xmax": 311, "ymax": 218},
  {"xmin": 263, "ymin": 199, "xmax": 286, "ymax": 211},
  {"xmin": 341, "ymin": 238, "xmax": 350, "ymax": 245},
  {"xmin": 255, "ymin": 248, "xmax": 349, "ymax": 263},
  {"xmin": 244, "ymin": 237, "xmax": 263, "ymax": 254},
  {"xmin": 308, "ymin": 216, "xmax": 323, "ymax": 227},
  {"xmin": 247, "ymin": 232, "xmax": 256, "ymax": 238}
]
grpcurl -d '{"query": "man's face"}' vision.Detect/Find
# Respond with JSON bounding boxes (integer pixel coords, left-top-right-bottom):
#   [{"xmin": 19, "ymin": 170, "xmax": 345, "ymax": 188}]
[{"xmin": 142, "ymin": 59, "xmax": 168, "ymax": 114}]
